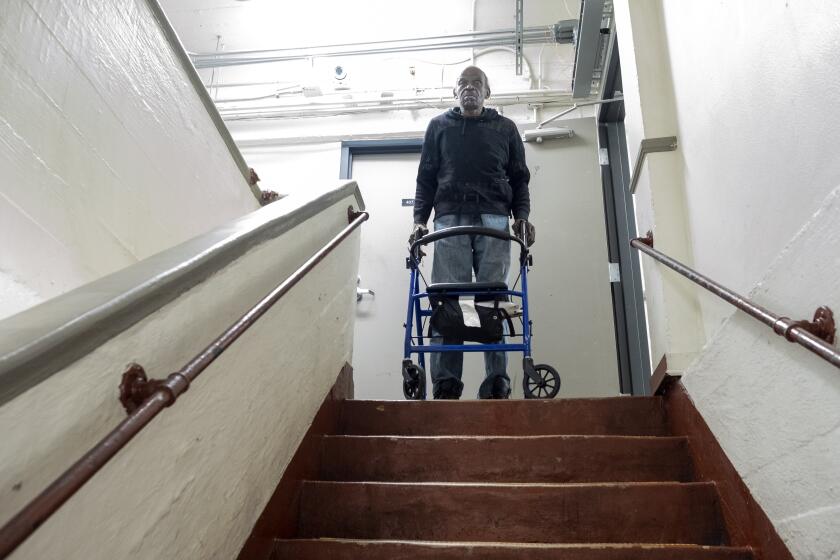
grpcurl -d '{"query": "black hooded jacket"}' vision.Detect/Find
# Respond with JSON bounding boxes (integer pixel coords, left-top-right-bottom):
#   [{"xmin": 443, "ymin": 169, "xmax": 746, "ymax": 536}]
[{"xmin": 413, "ymin": 107, "xmax": 530, "ymax": 224}]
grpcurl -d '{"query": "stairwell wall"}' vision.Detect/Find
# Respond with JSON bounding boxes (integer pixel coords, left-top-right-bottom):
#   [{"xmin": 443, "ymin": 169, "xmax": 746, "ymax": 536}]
[
  {"xmin": 0, "ymin": 187, "xmax": 361, "ymax": 560},
  {"xmin": 0, "ymin": 0, "xmax": 260, "ymax": 320},
  {"xmin": 614, "ymin": 1, "xmax": 840, "ymax": 557},
  {"xmin": 615, "ymin": 0, "xmax": 840, "ymax": 364}
]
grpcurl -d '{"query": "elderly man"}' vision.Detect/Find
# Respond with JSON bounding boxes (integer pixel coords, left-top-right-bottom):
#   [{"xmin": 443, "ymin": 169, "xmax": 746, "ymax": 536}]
[{"xmin": 409, "ymin": 65, "xmax": 534, "ymax": 400}]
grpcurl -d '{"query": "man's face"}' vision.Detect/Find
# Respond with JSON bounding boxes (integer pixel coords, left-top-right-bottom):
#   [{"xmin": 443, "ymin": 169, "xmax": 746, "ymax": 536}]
[{"xmin": 455, "ymin": 68, "xmax": 488, "ymax": 113}]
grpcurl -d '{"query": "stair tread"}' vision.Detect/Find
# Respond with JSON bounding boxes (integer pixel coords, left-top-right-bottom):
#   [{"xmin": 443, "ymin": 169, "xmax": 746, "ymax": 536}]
[
  {"xmin": 298, "ymin": 480, "xmax": 727, "ymax": 545},
  {"xmin": 320, "ymin": 434, "xmax": 692, "ymax": 483},
  {"xmin": 340, "ymin": 398, "xmax": 669, "ymax": 436},
  {"xmin": 274, "ymin": 539, "xmax": 753, "ymax": 559},
  {"xmin": 302, "ymin": 479, "xmax": 712, "ymax": 488}
]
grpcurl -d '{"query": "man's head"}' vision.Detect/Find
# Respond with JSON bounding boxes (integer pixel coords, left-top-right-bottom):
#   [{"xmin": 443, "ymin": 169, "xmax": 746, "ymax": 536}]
[{"xmin": 454, "ymin": 66, "xmax": 490, "ymax": 117}]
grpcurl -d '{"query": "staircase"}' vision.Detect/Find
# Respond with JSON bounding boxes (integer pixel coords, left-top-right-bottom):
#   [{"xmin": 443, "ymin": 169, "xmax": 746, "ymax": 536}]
[{"xmin": 270, "ymin": 397, "xmax": 755, "ymax": 559}]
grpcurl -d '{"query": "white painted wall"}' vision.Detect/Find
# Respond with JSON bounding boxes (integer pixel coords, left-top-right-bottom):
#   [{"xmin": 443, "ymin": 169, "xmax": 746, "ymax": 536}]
[
  {"xmin": 615, "ymin": 0, "xmax": 840, "ymax": 364},
  {"xmin": 0, "ymin": 0, "xmax": 259, "ymax": 320},
  {"xmin": 614, "ymin": 2, "xmax": 840, "ymax": 557},
  {"xmin": 660, "ymin": 0, "xmax": 840, "ymax": 340},
  {"xmin": 682, "ymin": 184, "xmax": 840, "ymax": 560},
  {"xmin": 613, "ymin": 0, "xmax": 705, "ymax": 373},
  {"xmin": 0, "ymin": 192, "xmax": 360, "ymax": 560},
  {"xmin": 0, "ymin": 271, "xmax": 42, "ymax": 321}
]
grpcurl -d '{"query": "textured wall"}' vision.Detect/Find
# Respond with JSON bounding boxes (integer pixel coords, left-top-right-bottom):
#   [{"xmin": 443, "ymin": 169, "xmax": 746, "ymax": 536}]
[
  {"xmin": 660, "ymin": 0, "xmax": 840, "ymax": 339},
  {"xmin": 612, "ymin": 0, "xmax": 705, "ymax": 372},
  {"xmin": 613, "ymin": 1, "xmax": 840, "ymax": 557},
  {"xmin": 0, "ymin": 195, "xmax": 359, "ymax": 559},
  {"xmin": 683, "ymin": 185, "xmax": 840, "ymax": 560},
  {"xmin": 0, "ymin": 0, "xmax": 259, "ymax": 319}
]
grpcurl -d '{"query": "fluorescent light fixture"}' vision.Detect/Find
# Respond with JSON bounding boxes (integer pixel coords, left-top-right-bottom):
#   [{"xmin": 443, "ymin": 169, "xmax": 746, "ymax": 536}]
[{"xmin": 523, "ymin": 127, "xmax": 574, "ymax": 143}]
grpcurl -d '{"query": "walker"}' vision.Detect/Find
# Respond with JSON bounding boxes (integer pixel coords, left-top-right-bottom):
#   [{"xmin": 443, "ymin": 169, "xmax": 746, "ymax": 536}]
[{"xmin": 401, "ymin": 224, "xmax": 561, "ymax": 400}]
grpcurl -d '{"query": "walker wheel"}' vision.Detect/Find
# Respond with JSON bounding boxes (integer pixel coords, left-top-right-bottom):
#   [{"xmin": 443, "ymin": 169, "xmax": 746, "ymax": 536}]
[
  {"xmin": 402, "ymin": 362, "xmax": 427, "ymax": 400},
  {"xmin": 523, "ymin": 363, "xmax": 560, "ymax": 399}
]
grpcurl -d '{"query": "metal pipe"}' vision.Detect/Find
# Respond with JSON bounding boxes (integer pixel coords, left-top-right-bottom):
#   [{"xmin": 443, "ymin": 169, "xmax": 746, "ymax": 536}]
[
  {"xmin": 467, "ymin": 46, "xmax": 535, "ymax": 89},
  {"xmin": 537, "ymin": 96, "xmax": 624, "ymax": 128},
  {"xmin": 630, "ymin": 237, "xmax": 840, "ymax": 370},
  {"xmin": 191, "ymin": 26, "xmax": 556, "ymax": 61},
  {"xmin": 191, "ymin": 26, "xmax": 550, "ymax": 58},
  {"xmin": 217, "ymin": 88, "xmax": 576, "ymax": 121},
  {"xmin": 0, "ymin": 211, "xmax": 370, "ymax": 559},
  {"xmin": 194, "ymin": 36, "xmax": 553, "ymax": 69},
  {"xmin": 192, "ymin": 31, "xmax": 557, "ymax": 69},
  {"xmin": 220, "ymin": 94, "xmax": 575, "ymax": 121}
]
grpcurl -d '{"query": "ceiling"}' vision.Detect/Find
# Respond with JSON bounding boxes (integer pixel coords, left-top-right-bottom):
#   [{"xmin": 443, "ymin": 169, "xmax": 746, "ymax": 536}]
[{"xmin": 158, "ymin": 0, "xmax": 586, "ymax": 122}]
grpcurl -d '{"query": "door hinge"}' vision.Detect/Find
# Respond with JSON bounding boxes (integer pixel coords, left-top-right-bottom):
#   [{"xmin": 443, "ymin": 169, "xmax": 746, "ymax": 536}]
[
  {"xmin": 598, "ymin": 148, "xmax": 609, "ymax": 166},
  {"xmin": 608, "ymin": 262, "xmax": 621, "ymax": 283}
]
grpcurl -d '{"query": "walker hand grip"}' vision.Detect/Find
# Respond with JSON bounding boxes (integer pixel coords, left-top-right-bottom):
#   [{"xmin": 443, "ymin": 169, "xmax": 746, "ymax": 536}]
[{"xmin": 409, "ymin": 226, "xmax": 529, "ymax": 265}]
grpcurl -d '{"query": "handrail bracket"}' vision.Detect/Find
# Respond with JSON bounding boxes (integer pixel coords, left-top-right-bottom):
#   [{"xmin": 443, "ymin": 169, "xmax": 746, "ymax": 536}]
[
  {"xmin": 347, "ymin": 206, "xmax": 364, "ymax": 223},
  {"xmin": 637, "ymin": 230, "xmax": 654, "ymax": 248},
  {"xmin": 119, "ymin": 363, "xmax": 189, "ymax": 414},
  {"xmin": 778, "ymin": 306, "xmax": 836, "ymax": 345}
]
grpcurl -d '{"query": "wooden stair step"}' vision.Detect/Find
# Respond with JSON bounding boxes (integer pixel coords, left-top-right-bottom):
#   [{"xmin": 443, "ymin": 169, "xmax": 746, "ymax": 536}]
[
  {"xmin": 273, "ymin": 540, "xmax": 754, "ymax": 559},
  {"xmin": 319, "ymin": 435, "xmax": 693, "ymax": 483},
  {"xmin": 339, "ymin": 398, "xmax": 669, "ymax": 436},
  {"xmin": 298, "ymin": 481, "xmax": 726, "ymax": 545}
]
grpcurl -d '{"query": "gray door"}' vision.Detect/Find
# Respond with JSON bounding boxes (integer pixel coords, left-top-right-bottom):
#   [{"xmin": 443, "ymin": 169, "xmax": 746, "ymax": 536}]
[
  {"xmin": 351, "ymin": 118, "xmax": 619, "ymax": 400},
  {"xmin": 351, "ymin": 153, "xmax": 424, "ymax": 400}
]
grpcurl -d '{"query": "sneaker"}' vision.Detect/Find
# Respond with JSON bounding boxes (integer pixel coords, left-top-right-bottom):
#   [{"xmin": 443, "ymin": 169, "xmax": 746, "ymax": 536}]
[
  {"xmin": 433, "ymin": 379, "xmax": 461, "ymax": 400},
  {"xmin": 490, "ymin": 376, "xmax": 511, "ymax": 399}
]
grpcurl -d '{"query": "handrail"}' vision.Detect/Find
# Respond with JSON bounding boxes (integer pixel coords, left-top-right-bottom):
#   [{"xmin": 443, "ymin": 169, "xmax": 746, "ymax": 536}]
[
  {"xmin": 630, "ymin": 233, "xmax": 839, "ymax": 370},
  {"xmin": 0, "ymin": 208, "xmax": 369, "ymax": 558},
  {"xmin": 628, "ymin": 136, "xmax": 678, "ymax": 194}
]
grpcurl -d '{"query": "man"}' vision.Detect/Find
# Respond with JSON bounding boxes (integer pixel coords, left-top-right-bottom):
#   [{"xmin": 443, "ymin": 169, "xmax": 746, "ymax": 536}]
[{"xmin": 409, "ymin": 65, "xmax": 535, "ymax": 400}]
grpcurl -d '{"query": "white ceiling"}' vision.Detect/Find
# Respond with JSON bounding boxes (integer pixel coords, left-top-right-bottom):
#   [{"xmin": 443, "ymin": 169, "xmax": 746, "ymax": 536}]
[{"xmin": 158, "ymin": 0, "xmax": 582, "ymax": 120}]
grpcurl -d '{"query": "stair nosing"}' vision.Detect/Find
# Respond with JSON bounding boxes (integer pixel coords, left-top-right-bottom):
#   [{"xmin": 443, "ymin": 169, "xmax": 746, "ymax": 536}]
[
  {"xmin": 274, "ymin": 538, "xmax": 750, "ymax": 551},
  {"xmin": 321, "ymin": 434, "xmax": 688, "ymax": 441},
  {"xmin": 301, "ymin": 480, "xmax": 715, "ymax": 489}
]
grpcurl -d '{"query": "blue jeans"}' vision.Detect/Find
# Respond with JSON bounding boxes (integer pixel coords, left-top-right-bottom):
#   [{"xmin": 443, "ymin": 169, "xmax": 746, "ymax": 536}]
[{"xmin": 430, "ymin": 214, "xmax": 510, "ymax": 398}]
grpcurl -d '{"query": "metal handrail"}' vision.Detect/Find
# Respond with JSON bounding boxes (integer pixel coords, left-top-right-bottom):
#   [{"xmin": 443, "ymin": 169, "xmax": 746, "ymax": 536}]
[
  {"xmin": 628, "ymin": 137, "xmax": 678, "ymax": 194},
  {"xmin": 630, "ymin": 233, "xmax": 839, "ymax": 370},
  {"xmin": 0, "ymin": 208, "xmax": 369, "ymax": 558}
]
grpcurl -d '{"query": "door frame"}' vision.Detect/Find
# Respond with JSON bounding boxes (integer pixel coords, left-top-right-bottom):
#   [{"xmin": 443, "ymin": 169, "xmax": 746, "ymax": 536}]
[
  {"xmin": 339, "ymin": 139, "xmax": 424, "ymax": 180},
  {"xmin": 597, "ymin": 33, "xmax": 652, "ymax": 395},
  {"xmin": 339, "ymin": 99, "xmax": 651, "ymax": 395}
]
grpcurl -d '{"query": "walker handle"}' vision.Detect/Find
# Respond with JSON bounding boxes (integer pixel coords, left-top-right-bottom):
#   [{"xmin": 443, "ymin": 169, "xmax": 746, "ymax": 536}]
[{"xmin": 409, "ymin": 225, "xmax": 529, "ymax": 265}]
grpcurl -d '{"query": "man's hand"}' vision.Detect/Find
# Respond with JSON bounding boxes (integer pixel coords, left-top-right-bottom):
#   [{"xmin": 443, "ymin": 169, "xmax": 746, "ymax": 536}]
[
  {"xmin": 408, "ymin": 223, "xmax": 429, "ymax": 258},
  {"xmin": 408, "ymin": 223, "xmax": 428, "ymax": 246},
  {"xmin": 513, "ymin": 219, "xmax": 535, "ymax": 247}
]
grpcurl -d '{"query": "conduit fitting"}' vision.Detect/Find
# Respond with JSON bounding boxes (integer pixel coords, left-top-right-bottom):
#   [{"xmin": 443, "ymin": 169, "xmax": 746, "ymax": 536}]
[
  {"xmin": 773, "ymin": 307, "xmax": 836, "ymax": 345},
  {"xmin": 119, "ymin": 364, "xmax": 190, "ymax": 414},
  {"xmin": 347, "ymin": 206, "xmax": 367, "ymax": 223},
  {"xmin": 635, "ymin": 231, "xmax": 654, "ymax": 248}
]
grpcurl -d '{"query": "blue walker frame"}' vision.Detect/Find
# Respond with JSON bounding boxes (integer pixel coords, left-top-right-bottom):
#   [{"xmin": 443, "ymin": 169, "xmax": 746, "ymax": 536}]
[{"xmin": 401, "ymin": 225, "xmax": 559, "ymax": 400}]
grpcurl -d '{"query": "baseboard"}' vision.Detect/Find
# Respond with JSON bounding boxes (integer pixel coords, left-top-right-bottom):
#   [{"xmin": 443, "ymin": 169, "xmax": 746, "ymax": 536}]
[
  {"xmin": 236, "ymin": 362, "xmax": 354, "ymax": 560},
  {"xmin": 661, "ymin": 378, "xmax": 793, "ymax": 560}
]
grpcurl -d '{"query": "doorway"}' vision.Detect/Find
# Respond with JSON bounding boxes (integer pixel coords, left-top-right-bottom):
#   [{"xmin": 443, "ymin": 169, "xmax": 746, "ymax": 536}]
[{"xmin": 345, "ymin": 126, "xmax": 624, "ymax": 400}]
